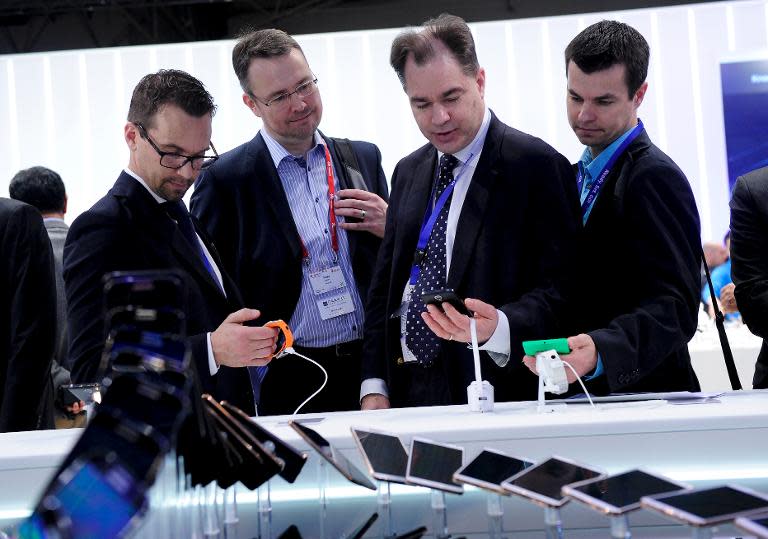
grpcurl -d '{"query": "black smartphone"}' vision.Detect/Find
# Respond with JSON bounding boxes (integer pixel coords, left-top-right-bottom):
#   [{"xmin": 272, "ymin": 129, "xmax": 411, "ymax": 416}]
[
  {"xmin": 33, "ymin": 451, "xmax": 148, "ymax": 539},
  {"xmin": 405, "ymin": 437, "xmax": 464, "ymax": 495},
  {"xmin": 736, "ymin": 512, "xmax": 768, "ymax": 538},
  {"xmin": 106, "ymin": 329, "xmax": 188, "ymax": 369},
  {"xmin": 289, "ymin": 420, "xmax": 376, "ymax": 490},
  {"xmin": 60, "ymin": 383, "xmax": 101, "ymax": 405},
  {"xmin": 562, "ymin": 469, "xmax": 688, "ymax": 515},
  {"xmin": 453, "ymin": 449, "xmax": 532, "ymax": 495},
  {"xmin": 641, "ymin": 484, "xmax": 768, "ymax": 526},
  {"xmin": 103, "ymin": 270, "xmax": 186, "ymax": 311},
  {"xmin": 420, "ymin": 289, "xmax": 471, "ymax": 316},
  {"xmin": 221, "ymin": 400, "xmax": 307, "ymax": 483},
  {"xmin": 106, "ymin": 305, "xmax": 186, "ymax": 335},
  {"xmin": 501, "ymin": 456, "xmax": 603, "ymax": 507},
  {"xmin": 202, "ymin": 395, "xmax": 284, "ymax": 490},
  {"xmin": 351, "ymin": 427, "xmax": 409, "ymax": 484}
]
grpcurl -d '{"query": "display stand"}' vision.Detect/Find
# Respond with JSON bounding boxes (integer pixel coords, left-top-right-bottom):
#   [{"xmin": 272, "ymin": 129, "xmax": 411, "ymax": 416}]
[
  {"xmin": 486, "ymin": 493, "xmax": 505, "ymax": 538},
  {"xmin": 544, "ymin": 507, "xmax": 564, "ymax": 539},
  {"xmin": 377, "ymin": 481, "xmax": 394, "ymax": 538},
  {"xmin": 203, "ymin": 482, "xmax": 220, "ymax": 538},
  {"xmin": 609, "ymin": 515, "xmax": 631, "ymax": 539},
  {"xmin": 257, "ymin": 481, "xmax": 272, "ymax": 539},
  {"xmin": 689, "ymin": 526, "xmax": 713, "ymax": 539},
  {"xmin": 222, "ymin": 485, "xmax": 239, "ymax": 539},
  {"xmin": 317, "ymin": 458, "xmax": 329, "ymax": 539},
  {"xmin": 431, "ymin": 490, "xmax": 449, "ymax": 539}
]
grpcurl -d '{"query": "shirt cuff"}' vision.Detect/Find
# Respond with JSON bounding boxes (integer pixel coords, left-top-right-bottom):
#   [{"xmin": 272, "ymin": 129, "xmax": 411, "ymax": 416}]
[
  {"xmin": 583, "ymin": 353, "xmax": 604, "ymax": 381},
  {"xmin": 478, "ymin": 309, "xmax": 511, "ymax": 367},
  {"xmin": 360, "ymin": 378, "xmax": 389, "ymax": 402},
  {"xmin": 207, "ymin": 332, "xmax": 220, "ymax": 376}
]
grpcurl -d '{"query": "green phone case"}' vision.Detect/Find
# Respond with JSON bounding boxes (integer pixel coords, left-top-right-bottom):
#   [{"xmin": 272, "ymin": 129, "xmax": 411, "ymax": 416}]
[{"xmin": 522, "ymin": 338, "xmax": 570, "ymax": 355}]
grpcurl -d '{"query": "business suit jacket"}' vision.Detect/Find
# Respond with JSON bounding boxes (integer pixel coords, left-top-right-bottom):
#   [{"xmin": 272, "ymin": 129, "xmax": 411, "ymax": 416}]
[
  {"xmin": 361, "ymin": 114, "xmax": 581, "ymax": 406},
  {"xmin": 63, "ymin": 172, "xmax": 255, "ymax": 414},
  {"xmin": 730, "ymin": 167, "xmax": 768, "ymax": 389},
  {"xmin": 0, "ymin": 199, "xmax": 56, "ymax": 432},
  {"xmin": 567, "ymin": 131, "xmax": 702, "ymax": 394},
  {"xmin": 191, "ymin": 132, "xmax": 388, "ymax": 327}
]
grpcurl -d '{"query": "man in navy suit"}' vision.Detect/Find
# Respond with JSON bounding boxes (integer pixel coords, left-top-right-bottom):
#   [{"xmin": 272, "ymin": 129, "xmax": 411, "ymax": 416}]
[
  {"xmin": 64, "ymin": 70, "xmax": 277, "ymax": 414},
  {"xmin": 192, "ymin": 29, "xmax": 389, "ymax": 415},
  {"xmin": 521, "ymin": 21, "xmax": 701, "ymax": 394},
  {"xmin": 361, "ymin": 14, "xmax": 580, "ymax": 409}
]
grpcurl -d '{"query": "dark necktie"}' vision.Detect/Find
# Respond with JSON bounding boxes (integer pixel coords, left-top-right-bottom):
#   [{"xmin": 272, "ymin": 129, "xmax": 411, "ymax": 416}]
[
  {"xmin": 405, "ymin": 153, "xmax": 459, "ymax": 367},
  {"xmin": 162, "ymin": 201, "xmax": 224, "ymax": 294}
]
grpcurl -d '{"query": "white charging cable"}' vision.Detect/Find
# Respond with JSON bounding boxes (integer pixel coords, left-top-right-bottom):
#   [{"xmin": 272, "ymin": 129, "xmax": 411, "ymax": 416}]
[
  {"xmin": 559, "ymin": 359, "xmax": 595, "ymax": 408},
  {"xmin": 276, "ymin": 347, "xmax": 328, "ymax": 416}
]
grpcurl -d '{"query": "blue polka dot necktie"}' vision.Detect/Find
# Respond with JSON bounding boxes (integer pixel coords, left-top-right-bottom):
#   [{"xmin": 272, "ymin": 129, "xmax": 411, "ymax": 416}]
[{"xmin": 405, "ymin": 153, "xmax": 459, "ymax": 367}]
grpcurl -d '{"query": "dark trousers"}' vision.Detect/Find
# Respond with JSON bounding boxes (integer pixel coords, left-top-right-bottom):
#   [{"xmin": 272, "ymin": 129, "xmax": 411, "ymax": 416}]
[{"xmin": 258, "ymin": 340, "xmax": 363, "ymax": 416}]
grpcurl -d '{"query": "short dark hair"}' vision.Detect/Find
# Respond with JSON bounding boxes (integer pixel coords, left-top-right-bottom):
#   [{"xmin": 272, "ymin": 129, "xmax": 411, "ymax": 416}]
[
  {"xmin": 390, "ymin": 13, "xmax": 479, "ymax": 87},
  {"xmin": 127, "ymin": 69, "xmax": 216, "ymax": 128},
  {"xmin": 565, "ymin": 20, "xmax": 649, "ymax": 98},
  {"xmin": 9, "ymin": 166, "xmax": 66, "ymax": 213},
  {"xmin": 232, "ymin": 28, "xmax": 304, "ymax": 94}
]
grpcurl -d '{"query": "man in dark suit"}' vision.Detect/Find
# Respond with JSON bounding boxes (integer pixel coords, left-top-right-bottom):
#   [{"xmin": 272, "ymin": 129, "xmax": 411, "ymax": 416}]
[
  {"xmin": 361, "ymin": 14, "xmax": 580, "ymax": 409},
  {"xmin": 64, "ymin": 70, "xmax": 277, "ymax": 415},
  {"xmin": 522, "ymin": 21, "xmax": 702, "ymax": 394},
  {"xmin": 0, "ymin": 198, "xmax": 56, "ymax": 432},
  {"xmin": 192, "ymin": 29, "xmax": 388, "ymax": 415},
  {"xmin": 10, "ymin": 166, "xmax": 84, "ymax": 427},
  {"xmin": 730, "ymin": 167, "xmax": 768, "ymax": 389}
]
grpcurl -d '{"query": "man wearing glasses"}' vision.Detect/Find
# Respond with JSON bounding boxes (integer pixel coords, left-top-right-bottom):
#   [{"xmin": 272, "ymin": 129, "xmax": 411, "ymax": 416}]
[
  {"xmin": 64, "ymin": 70, "xmax": 277, "ymax": 414},
  {"xmin": 192, "ymin": 29, "xmax": 388, "ymax": 415}
]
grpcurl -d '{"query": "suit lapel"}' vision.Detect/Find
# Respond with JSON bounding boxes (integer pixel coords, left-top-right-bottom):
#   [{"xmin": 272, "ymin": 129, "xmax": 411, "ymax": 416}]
[
  {"xmin": 248, "ymin": 133, "xmax": 303, "ymax": 261},
  {"xmin": 396, "ymin": 149, "xmax": 438, "ymax": 282},
  {"xmin": 113, "ymin": 172, "xmax": 227, "ymax": 299},
  {"xmin": 446, "ymin": 117, "xmax": 502, "ymax": 289}
]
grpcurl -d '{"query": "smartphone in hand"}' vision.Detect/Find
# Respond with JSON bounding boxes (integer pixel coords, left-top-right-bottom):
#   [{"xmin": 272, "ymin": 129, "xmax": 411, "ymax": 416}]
[{"xmin": 421, "ymin": 289, "xmax": 471, "ymax": 316}]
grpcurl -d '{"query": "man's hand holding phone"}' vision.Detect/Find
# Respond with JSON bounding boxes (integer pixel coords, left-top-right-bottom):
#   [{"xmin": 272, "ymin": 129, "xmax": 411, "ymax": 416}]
[
  {"xmin": 420, "ymin": 291, "xmax": 499, "ymax": 345},
  {"xmin": 335, "ymin": 188, "xmax": 388, "ymax": 238}
]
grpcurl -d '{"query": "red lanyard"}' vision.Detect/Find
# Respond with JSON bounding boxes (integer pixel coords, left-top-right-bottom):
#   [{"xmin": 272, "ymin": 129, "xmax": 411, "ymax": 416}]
[{"xmin": 300, "ymin": 144, "xmax": 338, "ymax": 260}]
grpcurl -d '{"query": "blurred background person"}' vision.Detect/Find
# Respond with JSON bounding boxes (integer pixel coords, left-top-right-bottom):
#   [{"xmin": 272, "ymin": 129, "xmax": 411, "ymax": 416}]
[
  {"xmin": 701, "ymin": 231, "xmax": 739, "ymax": 324},
  {"xmin": 10, "ymin": 166, "xmax": 85, "ymax": 427}
]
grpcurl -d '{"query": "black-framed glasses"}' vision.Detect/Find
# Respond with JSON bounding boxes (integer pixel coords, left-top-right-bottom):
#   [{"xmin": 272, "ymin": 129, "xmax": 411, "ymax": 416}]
[
  {"xmin": 254, "ymin": 78, "xmax": 318, "ymax": 108},
  {"xmin": 135, "ymin": 123, "xmax": 219, "ymax": 170}
]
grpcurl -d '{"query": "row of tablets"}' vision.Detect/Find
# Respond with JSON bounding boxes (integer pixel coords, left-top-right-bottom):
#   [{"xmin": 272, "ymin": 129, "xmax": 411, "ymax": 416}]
[{"xmin": 295, "ymin": 424, "xmax": 768, "ymax": 536}]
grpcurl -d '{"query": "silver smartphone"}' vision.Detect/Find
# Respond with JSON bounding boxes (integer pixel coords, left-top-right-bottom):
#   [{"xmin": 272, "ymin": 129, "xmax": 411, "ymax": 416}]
[
  {"xmin": 501, "ymin": 456, "xmax": 603, "ymax": 507},
  {"xmin": 735, "ymin": 512, "xmax": 768, "ymax": 538},
  {"xmin": 641, "ymin": 484, "xmax": 768, "ymax": 527},
  {"xmin": 562, "ymin": 469, "xmax": 688, "ymax": 515},
  {"xmin": 351, "ymin": 427, "xmax": 409, "ymax": 484},
  {"xmin": 405, "ymin": 437, "xmax": 463, "ymax": 495},
  {"xmin": 453, "ymin": 448, "xmax": 532, "ymax": 495},
  {"xmin": 288, "ymin": 420, "xmax": 376, "ymax": 490}
]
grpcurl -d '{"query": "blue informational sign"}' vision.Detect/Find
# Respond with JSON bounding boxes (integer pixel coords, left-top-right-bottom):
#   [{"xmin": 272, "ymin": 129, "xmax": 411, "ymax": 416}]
[{"xmin": 721, "ymin": 59, "xmax": 768, "ymax": 190}]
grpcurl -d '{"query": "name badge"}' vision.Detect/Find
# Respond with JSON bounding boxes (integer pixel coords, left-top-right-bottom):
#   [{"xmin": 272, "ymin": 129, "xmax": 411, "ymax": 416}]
[
  {"xmin": 317, "ymin": 292, "xmax": 355, "ymax": 320},
  {"xmin": 309, "ymin": 266, "xmax": 346, "ymax": 295}
]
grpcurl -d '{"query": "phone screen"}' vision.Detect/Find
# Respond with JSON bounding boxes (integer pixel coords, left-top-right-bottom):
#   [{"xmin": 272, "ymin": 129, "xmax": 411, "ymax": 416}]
[
  {"xmin": 565, "ymin": 470, "xmax": 685, "ymax": 513},
  {"xmin": 503, "ymin": 457, "xmax": 601, "ymax": 506},
  {"xmin": 53, "ymin": 459, "xmax": 145, "ymax": 537},
  {"xmin": 644, "ymin": 485, "xmax": 768, "ymax": 525},
  {"xmin": 352, "ymin": 428, "xmax": 408, "ymax": 483},
  {"xmin": 455, "ymin": 450, "xmax": 531, "ymax": 490},
  {"xmin": 290, "ymin": 421, "xmax": 376, "ymax": 490},
  {"xmin": 406, "ymin": 438, "xmax": 463, "ymax": 494}
]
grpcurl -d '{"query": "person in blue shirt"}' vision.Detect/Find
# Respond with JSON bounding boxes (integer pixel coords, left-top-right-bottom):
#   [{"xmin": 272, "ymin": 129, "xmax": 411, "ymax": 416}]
[
  {"xmin": 520, "ymin": 20, "xmax": 702, "ymax": 394},
  {"xmin": 702, "ymin": 231, "xmax": 739, "ymax": 322}
]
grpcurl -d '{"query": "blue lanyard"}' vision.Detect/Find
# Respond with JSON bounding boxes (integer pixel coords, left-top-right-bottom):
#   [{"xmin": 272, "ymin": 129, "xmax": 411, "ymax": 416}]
[
  {"xmin": 408, "ymin": 149, "xmax": 478, "ymax": 286},
  {"xmin": 577, "ymin": 120, "xmax": 644, "ymax": 220}
]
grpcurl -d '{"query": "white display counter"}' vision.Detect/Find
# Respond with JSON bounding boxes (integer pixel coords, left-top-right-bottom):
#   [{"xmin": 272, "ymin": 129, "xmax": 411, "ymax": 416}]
[
  {"xmin": 689, "ymin": 324, "xmax": 762, "ymax": 391},
  {"xmin": 2, "ymin": 391, "xmax": 768, "ymax": 537}
]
